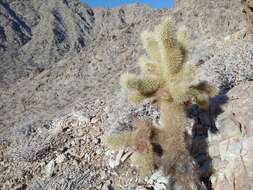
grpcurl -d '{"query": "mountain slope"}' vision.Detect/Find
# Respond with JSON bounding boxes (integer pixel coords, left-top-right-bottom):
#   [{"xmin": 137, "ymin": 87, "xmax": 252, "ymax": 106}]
[
  {"xmin": 0, "ymin": 0, "xmax": 94, "ymax": 87},
  {"xmin": 0, "ymin": 3, "xmax": 169, "ymax": 189}
]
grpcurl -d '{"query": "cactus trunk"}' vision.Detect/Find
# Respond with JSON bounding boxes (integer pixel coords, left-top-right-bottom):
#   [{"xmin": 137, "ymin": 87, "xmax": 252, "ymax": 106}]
[{"xmin": 159, "ymin": 101, "xmax": 186, "ymax": 160}]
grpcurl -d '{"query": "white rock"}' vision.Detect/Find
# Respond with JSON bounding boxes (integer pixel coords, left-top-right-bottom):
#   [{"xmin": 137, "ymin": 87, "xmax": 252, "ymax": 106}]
[
  {"xmin": 156, "ymin": 175, "xmax": 169, "ymax": 185},
  {"xmin": 101, "ymin": 180, "xmax": 112, "ymax": 190},
  {"xmin": 45, "ymin": 160, "xmax": 55, "ymax": 177},
  {"xmin": 100, "ymin": 170, "xmax": 106, "ymax": 179},
  {"xmin": 50, "ymin": 125, "xmax": 62, "ymax": 136},
  {"xmin": 135, "ymin": 186, "xmax": 147, "ymax": 190},
  {"xmin": 91, "ymin": 117, "xmax": 99, "ymax": 124},
  {"xmin": 104, "ymin": 106, "xmax": 111, "ymax": 114},
  {"xmin": 108, "ymin": 159, "xmax": 116, "ymax": 168},
  {"xmin": 147, "ymin": 170, "xmax": 164, "ymax": 184},
  {"xmin": 84, "ymin": 153, "xmax": 90, "ymax": 161},
  {"xmin": 114, "ymin": 149, "xmax": 124, "ymax": 166},
  {"xmin": 55, "ymin": 154, "xmax": 65, "ymax": 164},
  {"xmin": 120, "ymin": 151, "xmax": 133, "ymax": 162},
  {"xmin": 96, "ymin": 148, "xmax": 103, "ymax": 155},
  {"xmin": 154, "ymin": 183, "xmax": 167, "ymax": 190}
]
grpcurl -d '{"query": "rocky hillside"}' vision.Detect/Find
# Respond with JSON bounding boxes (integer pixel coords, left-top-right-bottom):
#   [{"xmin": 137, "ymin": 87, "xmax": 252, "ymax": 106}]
[
  {"xmin": 0, "ymin": 0, "xmax": 94, "ymax": 87},
  {"xmin": 0, "ymin": 0, "xmax": 253, "ymax": 190}
]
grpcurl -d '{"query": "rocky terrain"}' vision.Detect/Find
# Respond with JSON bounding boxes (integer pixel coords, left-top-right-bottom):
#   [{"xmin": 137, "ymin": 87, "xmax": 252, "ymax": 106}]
[
  {"xmin": 0, "ymin": 0, "xmax": 253, "ymax": 190},
  {"xmin": 0, "ymin": 0, "xmax": 94, "ymax": 87}
]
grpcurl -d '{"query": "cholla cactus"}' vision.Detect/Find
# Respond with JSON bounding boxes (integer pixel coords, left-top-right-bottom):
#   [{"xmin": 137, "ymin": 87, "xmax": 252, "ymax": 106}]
[
  {"xmin": 120, "ymin": 18, "xmax": 217, "ymax": 106},
  {"xmin": 104, "ymin": 18, "xmax": 217, "ymax": 188}
]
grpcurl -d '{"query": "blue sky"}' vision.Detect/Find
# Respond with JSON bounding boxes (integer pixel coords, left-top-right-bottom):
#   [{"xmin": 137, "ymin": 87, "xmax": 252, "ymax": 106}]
[{"xmin": 81, "ymin": 0, "xmax": 173, "ymax": 8}]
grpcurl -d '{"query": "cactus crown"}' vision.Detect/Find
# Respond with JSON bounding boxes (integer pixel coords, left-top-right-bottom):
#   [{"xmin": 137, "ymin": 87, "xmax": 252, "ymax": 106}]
[{"xmin": 120, "ymin": 18, "xmax": 217, "ymax": 106}]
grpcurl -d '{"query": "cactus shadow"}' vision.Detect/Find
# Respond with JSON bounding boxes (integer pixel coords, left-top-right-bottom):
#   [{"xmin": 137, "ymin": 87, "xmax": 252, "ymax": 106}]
[{"xmin": 187, "ymin": 91, "xmax": 229, "ymax": 190}]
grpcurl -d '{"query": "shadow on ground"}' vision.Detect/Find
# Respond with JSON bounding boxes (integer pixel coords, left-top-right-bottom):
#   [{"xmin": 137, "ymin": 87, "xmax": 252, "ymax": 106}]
[{"xmin": 187, "ymin": 91, "xmax": 229, "ymax": 190}]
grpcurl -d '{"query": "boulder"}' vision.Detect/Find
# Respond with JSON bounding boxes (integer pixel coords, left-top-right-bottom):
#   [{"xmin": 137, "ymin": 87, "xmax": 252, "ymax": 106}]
[{"xmin": 209, "ymin": 82, "xmax": 253, "ymax": 190}]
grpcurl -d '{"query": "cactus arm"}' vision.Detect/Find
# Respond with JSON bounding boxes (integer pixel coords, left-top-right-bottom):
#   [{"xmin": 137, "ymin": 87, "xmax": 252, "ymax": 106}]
[
  {"xmin": 137, "ymin": 55, "xmax": 160, "ymax": 76},
  {"xmin": 189, "ymin": 81, "xmax": 219, "ymax": 97},
  {"xmin": 154, "ymin": 18, "xmax": 175, "ymax": 49},
  {"xmin": 120, "ymin": 73, "xmax": 160, "ymax": 96},
  {"xmin": 141, "ymin": 31, "xmax": 161, "ymax": 63},
  {"xmin": 176, "ymin": 28, "xmax": 188, "ymax": 49},
  {"xmin": 131, "ymin": 152, "xmax": 154, "ymax": 176},
  {"xmin": 163, "ymin": 47, "xmax": 185, "ymax": 75},
  {"xmin": 187, "ymin": 88, "xmax": 210, "ymax": 108},
  {"xmin": 103, "ymin": 131, "xmax": 134, "ymax": 150},
  {"xmin": 132, "ymin": 119, "xmax": 154, "ymax": 152},
  {"xmin": 187, "ymin": 81, "xmax": 219, "ymax": 108},
  {"xmin": 128, "ymin": 92, "xmax": 146, "ymax": 103},
  {"xmin": 153, "ymin": 19, "xmax": 186, "ymax": 76}
]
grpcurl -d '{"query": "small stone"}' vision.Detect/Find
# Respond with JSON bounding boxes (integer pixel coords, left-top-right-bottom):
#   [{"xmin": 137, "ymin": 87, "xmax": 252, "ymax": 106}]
[
  {"xmin": 121, "ymin": 151, "xmax": 132, "ymax": 162},
  {"xmin": 14, "ymin": 184, "xmax": 27, "ymax": 190},
  {"xmin": 136, "ymin": 186, "xmax": 147, "ymax": 190},
  {"xmin": 74, "ymin": 128, "xmax": 85, "ymax": 137},
  {"xmin": 50, "ymin": 125, "xmax": 62, "ymax": 136},
  {"xmin": 156, "ymin": 175, "xmax": 169, "ymax": 185},
  {"xmin": 115, "ymin": 149, "xmax": 124, "ymax": 166},
  {"xmin": 210, "ymin": 175, "xmax": 217, "ymax": 184},
  {"xmin": 108, "ymin": 159, "xmax": 115, "ymax": 168},
  {"xmin": 96, "ymin": 148, "xmax": 103, "ymax": 155},
  {"xmin": 45, "ymin": 160, "xmax": 55, "ymax": 177},
  {"xmin": 105, "ymin": 150, "xmax": 115, "ymax": 156},
  {"xmin": 102, "ymin": 180, "xmax": 112, "ymax": 190},
  {"xmin": 154, "ymin": 183, "xmax": 167, "ymax": 190},
  {"xmin": 82, "ymin": 117, "xmax": 90, "ymax": 123},
  {"xmin": 147, "ymin": 170, "xmax": 163, "ymax": 184},
  {"xmin": 224, "ymin": 35, "xmax": 231, "ymax": 41},
  {"xmin": 55, "ymin": 154, "xmax": 65, "ymax": 164},
  {"xmin": 147, "ymin": 170, "xmax": 169, "ymax": 188},
  {"xmin": 84, "ymin": 153, "xmax": 90, "ymax": 161},
  {"xmin": 70, "ymin": 140, "xmax": 76, "ymax": 146},
  {"xmin": 94, "ymin": 99, "xmax": 101, "ymax": 107},
  {"xmin": 104, "ymin": 106, "xmax": 110, "ymax": 114},
  {"xmin": 100, "ymin": 170, "xmax": 106, "ymax": 179},
  {"xmin": 91, "ymin": 117, "xmax": 99, "ymax": 124},
  {"xmin": 94, "ymin": 137, "xmax": 101, "ymax": 144}
]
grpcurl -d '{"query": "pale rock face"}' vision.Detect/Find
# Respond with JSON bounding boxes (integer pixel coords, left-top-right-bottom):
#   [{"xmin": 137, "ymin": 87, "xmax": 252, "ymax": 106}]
[{"xmin": 208, "ymin": 82, "xmax": 253, "ymax": 190}]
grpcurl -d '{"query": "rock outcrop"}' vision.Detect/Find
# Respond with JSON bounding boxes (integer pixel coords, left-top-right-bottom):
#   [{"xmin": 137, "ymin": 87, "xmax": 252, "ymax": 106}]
[{"xmin": 208, "ymin": 82, "xmax": 253, "ymax": 190}]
